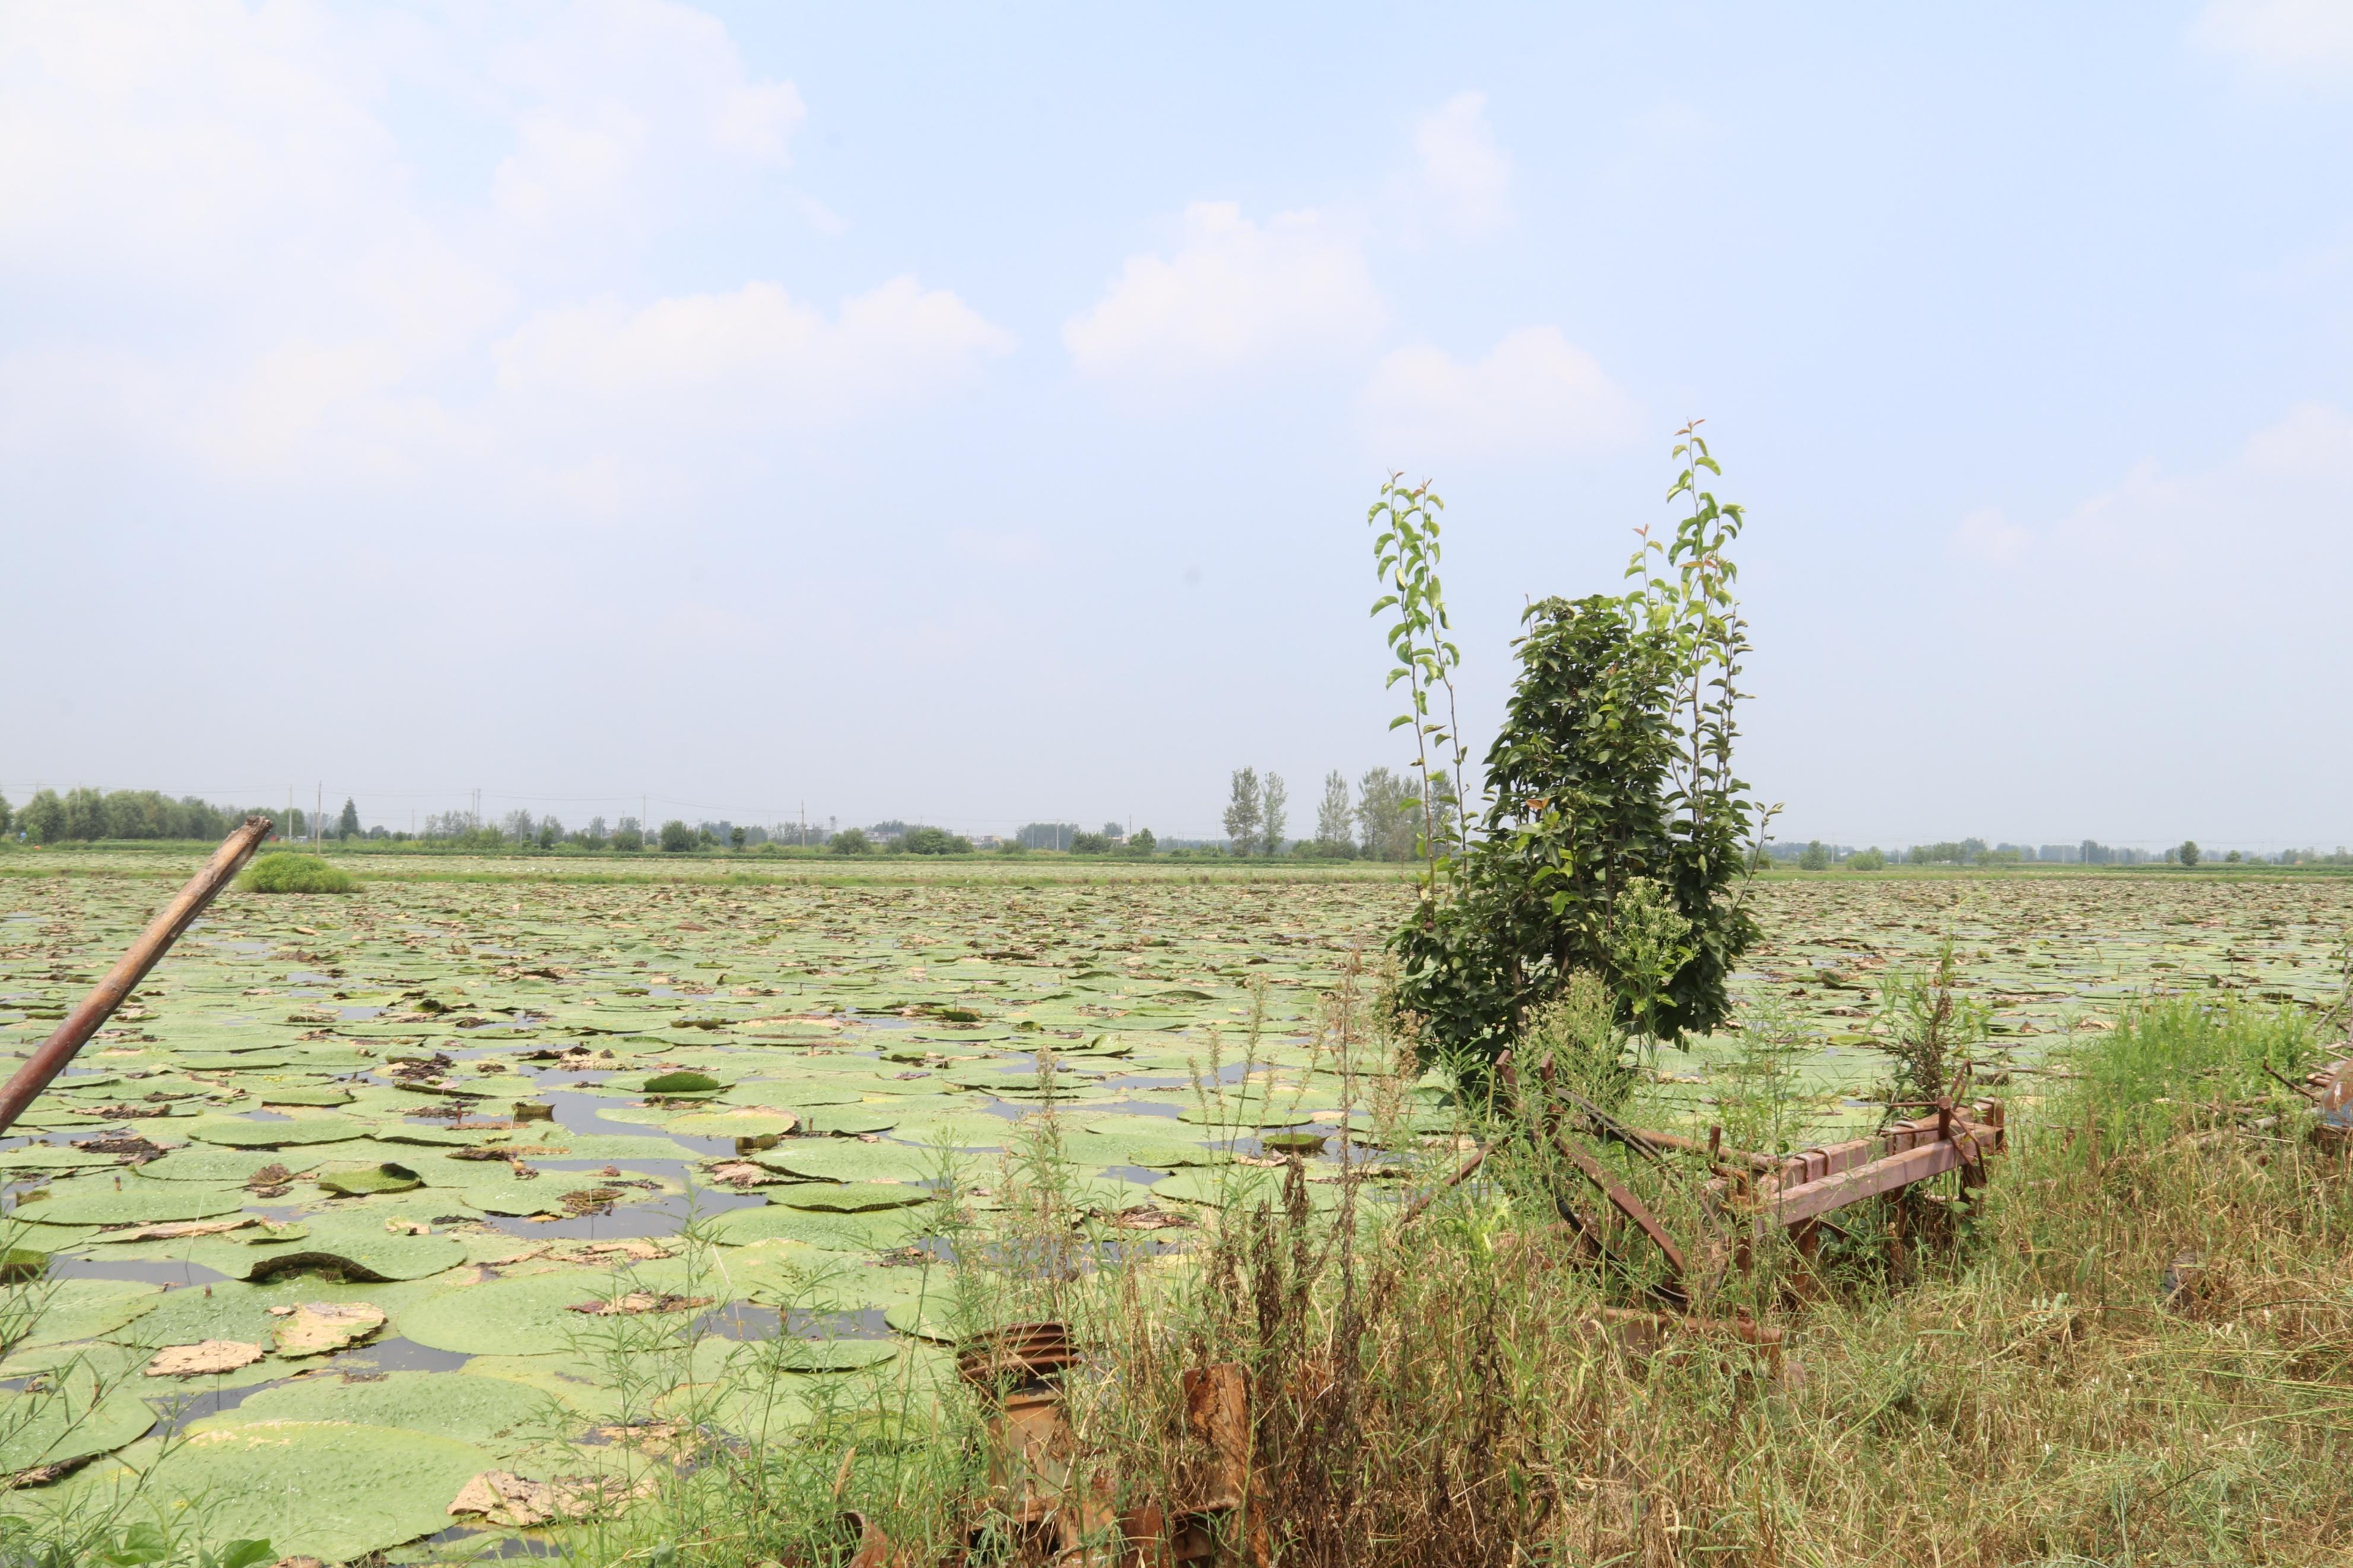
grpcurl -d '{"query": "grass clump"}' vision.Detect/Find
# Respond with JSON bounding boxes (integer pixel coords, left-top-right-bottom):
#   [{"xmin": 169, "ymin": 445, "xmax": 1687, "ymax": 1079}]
[{"xmin": 236, "ymin": 851, "xmax": 354, "ymax": 894}]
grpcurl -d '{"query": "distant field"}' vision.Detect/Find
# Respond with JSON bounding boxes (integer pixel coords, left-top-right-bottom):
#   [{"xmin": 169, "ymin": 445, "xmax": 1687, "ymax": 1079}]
[{"xmin": 1, "ymin": 856, "xmax": 2347, "ymax": 1558}]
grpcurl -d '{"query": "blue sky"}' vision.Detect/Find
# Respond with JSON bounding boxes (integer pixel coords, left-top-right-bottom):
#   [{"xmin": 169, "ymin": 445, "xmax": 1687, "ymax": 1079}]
[{"xmin": 5, "ymin": 1, "xmax": 2349, "ymax": 848}]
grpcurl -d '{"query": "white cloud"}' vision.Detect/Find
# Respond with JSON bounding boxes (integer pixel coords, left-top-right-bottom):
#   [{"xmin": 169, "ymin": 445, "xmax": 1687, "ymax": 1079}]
[
  {"xmin": 1358, "ymin": 326, "xmax": 1640, "ymax": 462},
  {"xmin": 1409, "ymin": 91, "xmax": 1511, "ymax": 238},
  {"xmin": 1062, "ymin": 202, "xmax": 1385, "ymax": 381},
  {"xmin": 495, "ymin": 277, "xmax": 1012, "ymax": 419},
  {"xmin": 0, "ymin": 2, "xmax": 990, "ymax": 492},
  {"xmin": 1946, "ymin": 403, "xmax": 2353, "ymax": 586},
  {"xmin": 2192, "ymin": 0, "xmax": 2353, "ymax": 84},
  {"xmin": 1949, "ymin": 507, "xmax": 2031, "ymax": 567}
]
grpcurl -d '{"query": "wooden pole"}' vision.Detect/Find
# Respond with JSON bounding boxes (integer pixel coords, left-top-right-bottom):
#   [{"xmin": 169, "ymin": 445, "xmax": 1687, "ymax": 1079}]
[{"xmin": 0, "ymin": 816, "xmax": 273, "ymax": 1137}]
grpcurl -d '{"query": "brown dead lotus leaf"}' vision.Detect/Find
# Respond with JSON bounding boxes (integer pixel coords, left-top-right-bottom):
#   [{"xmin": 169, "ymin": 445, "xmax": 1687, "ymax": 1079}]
[
  {"xmin": 592, "ymin": 1418, "xmax": 691, "ymax": 1456},
  {"xmin": 447, "ymin": 1468, "xmax": 652, "ymax": 1528},
  {"xmin": 145, "ymin": 1340, "xmax": 266, "ymax": 1378},
  {"xmin": 561, "ymin": 1187, "xmax": 623, "ymax": 1215},
  {"xmin": 269, "ymin": 1558, "xmax": 326, "ymax": 1568},
  {"xmin": 709, "ymin": 1160, "xmax": 782, "ymax": 1187},
  {"xmin": 384, "ymin": 1219, "xmax": 430, "ymax": 1236},
  {"xmin": 107, "ymin": 1218, "xmax": 253, "ymax": 1242},
  {"xmin": 272, "ymin": 1302, "xmax": 386, "ymax": 1358},
  {"xmin": 567, "ymin": 1291, "xmax": 713, "ymax": 1317},
  {"xmin": 571, "ymin": 1238, "xmax": 672, "ymax": 1262},
  {"xmin": 1097, "ymin": 1206, "xmax": 1193, "ymax": 1232}
]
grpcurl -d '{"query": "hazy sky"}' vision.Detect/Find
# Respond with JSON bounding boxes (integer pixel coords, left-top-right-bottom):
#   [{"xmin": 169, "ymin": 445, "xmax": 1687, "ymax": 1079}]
[{"xmin": 6, "ymin": 2, "xmax": 2351, "ymax": 848}]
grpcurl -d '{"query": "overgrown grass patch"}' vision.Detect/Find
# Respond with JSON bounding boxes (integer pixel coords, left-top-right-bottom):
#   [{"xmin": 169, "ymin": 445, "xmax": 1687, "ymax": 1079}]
[{"xmin": 234, "ymin": 851, "xmax": 355, "ymax": 894}]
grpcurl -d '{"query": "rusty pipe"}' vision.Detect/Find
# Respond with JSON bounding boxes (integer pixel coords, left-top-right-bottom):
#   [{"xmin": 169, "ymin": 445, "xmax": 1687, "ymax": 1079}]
[{"xmin": 0, "ymin": 816, "xmax": 274, "ymax": 1137}]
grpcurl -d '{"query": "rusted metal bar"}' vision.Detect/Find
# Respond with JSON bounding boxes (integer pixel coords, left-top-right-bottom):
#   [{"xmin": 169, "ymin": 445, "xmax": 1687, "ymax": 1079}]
[
  {"xmin": 1765, "ymin": 1136, "xmax": 1981, "ymax": 1227},
  {"xmin": 1548, "ymin": 1125, "xmax": 1689, "ymax": 1283},
  {"xmin": 0, "ymin": 816, "xmax": 272, "ymax": 1137},
  {"xmin": 1745, "ymin": 1101, "xmax": 2004, "ymax": 1234}
]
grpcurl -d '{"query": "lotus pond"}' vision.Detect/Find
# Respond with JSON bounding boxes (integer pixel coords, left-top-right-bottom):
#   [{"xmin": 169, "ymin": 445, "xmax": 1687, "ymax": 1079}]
[{"xmin": 0, "ymin": 857, "xmax": 2346, "ymax": 1560}]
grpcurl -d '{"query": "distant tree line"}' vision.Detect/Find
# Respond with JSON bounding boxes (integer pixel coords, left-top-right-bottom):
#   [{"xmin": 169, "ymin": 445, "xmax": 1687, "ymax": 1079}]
[
  {"xmin": 1216, "ymin": 766, "xmax": 1421, "ymax": 859},
  {"xmin": 4, "ymin": 788, "xmax": 305, "ymax": 844},
  {"xmin": 1764, "ymin": 836, "xmax": 2345, "ymax": 869}
]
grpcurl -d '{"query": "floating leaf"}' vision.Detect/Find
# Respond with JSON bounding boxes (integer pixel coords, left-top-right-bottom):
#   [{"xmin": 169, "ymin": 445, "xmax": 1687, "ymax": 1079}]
[
  {"xmin": 316, "ymin": 1162, "xmax": 423, "ymax": 1196},
  {"xmin": 15, "ymin": 1186, "xmax": 245, "ymax": 1227},
  {"xmin": 188, "ymin": 1369, "xmax": 550, "ymax": 1455},
  {"xmin": 185, "ymin": 1115, "xmax": 369, "ymax": 1148},
  {"xmin": 271, "ymin": 1300, "xmax": 386, "ymax": 1357},
  {"xmin": 0, "ymin": 1375, "xmax": 155, "ymax": 1472},
  {"xmin": 132, "ymin": 1422, "xmax": 498, "ymax": 1563},
  {"xmin": 774, "ymin": 1183, "xmax": 933, "ymax": 1214},
  {"xmin": 146, "ymin": 1340, "xmax": 266, "ymax": 1376}
]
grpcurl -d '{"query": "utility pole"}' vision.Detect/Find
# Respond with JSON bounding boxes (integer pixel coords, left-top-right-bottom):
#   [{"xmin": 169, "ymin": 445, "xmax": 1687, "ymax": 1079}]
[{"xmin": 315, "ymin": 783, "xmax": 322, "ymax": 848}]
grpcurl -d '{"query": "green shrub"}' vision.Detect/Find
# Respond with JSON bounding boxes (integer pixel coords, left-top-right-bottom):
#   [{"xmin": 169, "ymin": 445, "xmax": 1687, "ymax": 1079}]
[
  {"xmin": 902, "ymin": 826, "xmax": 971, "ymax": 855},
  {"xmin": 239, "ymin": 853, "xmax": 355, "ymax": 895},
  {"xmin": 1846, "ymin": 847, "xmax": 1887, "ymax": 870},
  {"xmin": 658, "ymin": 820, "xmax": 694, "ymax": 853},
  {"xmin": 829, "ymin": 828, "xmax": 872, "ymax": 855}
]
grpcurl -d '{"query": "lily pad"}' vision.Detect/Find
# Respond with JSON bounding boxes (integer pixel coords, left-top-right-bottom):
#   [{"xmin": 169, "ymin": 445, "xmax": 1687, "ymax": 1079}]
[
  {"xmin": 316, "ymin": 1162, "xmax": 424, "ymax": 1196},
  {"xmin": 132, "ymin": 1421, "xmax": 498, "ymax": 1563},
  {"xmin": 701, "ymin": 1206, "xmax": 928, "ymax": 1252},
  {"xmin": 399, "ymin": 1270, "xmax": 630, "ymax": 1357},
  {"xmin": 189, "ymin": 1369, "xmax": 552, "ymax": 1455},
  {"xmin": 751, "ymin": 1143, "xmax": 939, "ymax": 1185},
  {"xmin": 0, "ymin": 1376, "xmax": 155, "ymax": 1474},
  {"xmin": 662, "ymin": 1109, "xmax": 801, "ymax": 1140},
  {"xmin": 257, "ymin": 1085, "xmax": 356, "ymax": 1107},
  {"xmin": 773, "ymin": 1183, "xmax": 935, "ymax": 1214},
  {"xmin": 772, "ymin": 1336, "xmax": 900, "ymax": 1372},
  {"xmin": 272, "ymin": 1300, "xmax": 386, "ymax": 1357},
  {"xmin": 15, "ymin": 1187, "xmax": 246, "ymax": 1227},
  {"xmin": 237, "ymin": 1217, "xmax": 469, "ymax": 1283},
  {"xmin": 133, "ymin": 1147, "xmax": 325, "ymax": 1182},
  {"xmin": 185, "ymin": 1114, "xmax": 370, "ymax": 1148},
  {"xmin": 0, "ymin": 1144, "xmax": 124, "ymax": 1171}
]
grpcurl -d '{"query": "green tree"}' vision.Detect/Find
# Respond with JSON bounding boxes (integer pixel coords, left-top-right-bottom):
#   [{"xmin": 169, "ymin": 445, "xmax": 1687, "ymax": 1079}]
[
  {"xmin": 903, "ymin": 826, "xmax": 971, "ymax": 854},
  {"xmin": 2225, "ymin": 849, "xmax": 2242, "ymax": 864},
  {"xmin": 1260, "ymin": 773, "xmax": 1288, "ymax": 854},
  {"xmin": 612, "ymin": 817, "xmax": 644, "ymax": 851},
  {"xmin": 1798, "ymin": 839, "xmax": 1831, "ymax": 870},
  {"xmin": 61, "ymin": 787, "xmax": 104, "ymax": 841},
  {"xmin": 1313, "ymin": 771, "xmax": 1354, "ymax": 854},
  {"xmin": 1355, "ymin": 766, "xmax": 1415, "ymax": 860},
  {"xmin": 2179, "ymin": 839, "xmax": 2201, "ymax": 867},
  {"xmin": 658, "ymin": 819, "xmax": 693, "ymax": 852},
  {"xmin": 830, "ymin": 827, "xmax": 872, "ymax": 855},
  {"xmin": 1126, "ymin": 828, "xmax": 1157, "ymax": 856},
  {"xmin": 731, "ymin": 826, "xmax": 748, "ymax": 850},
  {"xmin": 1847, "ymin": 847, "xmax": 1887, "ymax": 870},
  {"xmin": 1387, "ymin": 425, "xmax": 1767, "ymax": 1074},
  {"xmin": 1222, "ymin": 768, "xmax": 1262, "ymax": 856},
  {"xmin": 0, "ymin": 791, "xmax": 11, "ymax": 835},
  {"xmin": 336, "ymin": 799, "xmax": 361, "ymax": 840},
  {"xmin": 18, "ymin": 790, "xmax": 63, "ymax": 844}
]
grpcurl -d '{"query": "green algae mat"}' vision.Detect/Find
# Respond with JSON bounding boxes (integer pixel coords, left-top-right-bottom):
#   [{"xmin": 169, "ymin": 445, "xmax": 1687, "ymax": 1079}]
[{"xmin": 0, "ymin": 856, "xmax": 2346, "ymax": 1559}]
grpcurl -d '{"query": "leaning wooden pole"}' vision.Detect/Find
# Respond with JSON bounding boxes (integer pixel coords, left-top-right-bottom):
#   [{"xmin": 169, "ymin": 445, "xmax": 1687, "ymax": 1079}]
[{"xmin": 0, "ymin": 816, "xmax": 274, "ymax": 1137}]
